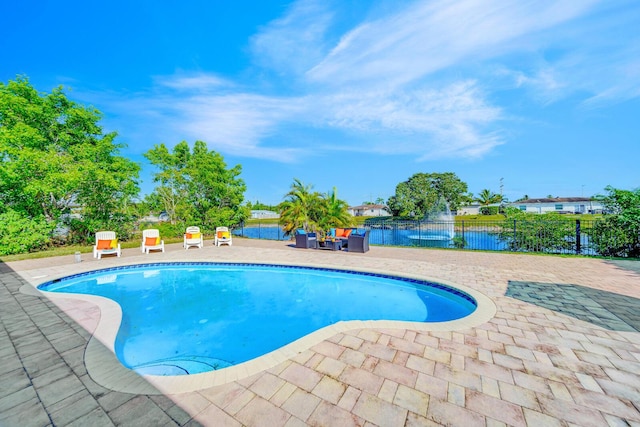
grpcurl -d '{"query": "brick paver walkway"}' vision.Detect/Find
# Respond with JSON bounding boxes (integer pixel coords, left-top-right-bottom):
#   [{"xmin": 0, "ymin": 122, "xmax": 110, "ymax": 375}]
[{"xmin": 1, "ymin": 238, "xmax": 639, "ymax": 426}]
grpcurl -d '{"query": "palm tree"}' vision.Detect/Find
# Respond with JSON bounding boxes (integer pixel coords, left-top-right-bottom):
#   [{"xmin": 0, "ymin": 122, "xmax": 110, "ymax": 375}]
[
  {"xmin": 475, "ymin": 189, "xmax": 502, "ymax": 206},
  {"xmin": 317, "ymin": 187, "xmax": 353, "ymax": 231},
  {"xmin": 279, "ymin": 179, "xmax": 321, "ymax": 236}
]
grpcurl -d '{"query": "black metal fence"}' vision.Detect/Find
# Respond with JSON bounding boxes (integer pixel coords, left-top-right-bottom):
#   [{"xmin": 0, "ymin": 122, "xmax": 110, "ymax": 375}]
[{"xmin": 233, "ymin": 218, "xmax": 617, "ymax": 256}]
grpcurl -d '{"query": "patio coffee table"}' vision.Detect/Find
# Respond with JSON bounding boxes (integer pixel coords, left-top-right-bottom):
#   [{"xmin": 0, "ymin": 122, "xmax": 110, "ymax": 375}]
[{"xmin": 316, "ymin": 239, "xmax": 342, "ymax": 251}]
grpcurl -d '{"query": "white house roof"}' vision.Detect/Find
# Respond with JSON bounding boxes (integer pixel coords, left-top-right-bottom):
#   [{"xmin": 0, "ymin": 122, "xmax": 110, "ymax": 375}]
[
  {"xmin": 349, "ymin": 204, "xmax": 388, "ymax": 210},
  {"xmin": 513, "ymin": 197, "xmax": 595, "ymax": 204}
]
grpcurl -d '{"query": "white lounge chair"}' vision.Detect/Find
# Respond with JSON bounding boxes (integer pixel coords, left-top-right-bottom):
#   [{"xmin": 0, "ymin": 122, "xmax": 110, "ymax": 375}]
[
  {"xmin": 214, "ymin": 226, "xmax": 232, "ymax": 246},
  {"xmin": 141, "ymin": 229, "xmax": 165, "ymax": 254},
  {"xmin": 184, "ymin": 226, "xmax": 203, "ymax": 249},
  {"xmin": 93, "ymin": 231, "xmax": 121, "ymax": 259}
]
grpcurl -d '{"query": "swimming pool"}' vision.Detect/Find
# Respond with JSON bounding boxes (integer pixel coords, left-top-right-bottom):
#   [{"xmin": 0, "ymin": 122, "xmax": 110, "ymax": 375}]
[{"xmin": 39, "ymin": 263, "xmax": 477, "ymax": 376}]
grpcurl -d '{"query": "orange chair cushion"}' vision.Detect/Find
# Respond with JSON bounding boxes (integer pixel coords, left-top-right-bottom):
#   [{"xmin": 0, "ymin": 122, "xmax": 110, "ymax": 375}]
[
  {"xmin": 335, "ymin": 228, "xmax": 345, "ymax": 237},
  {"xmin": 97, "ymin": 239, "xmax": 112, "ymax": 250},
  {"xmin": 186, "ymin": 232, "xmax": 201, "ymax": 239},
  {"xmin": 343, "ymin": 229, "xmax": 353, "ymax": 237},
  {"xmin": 145, "ymin": 237, "xmax": 159, "ymax": 246}
]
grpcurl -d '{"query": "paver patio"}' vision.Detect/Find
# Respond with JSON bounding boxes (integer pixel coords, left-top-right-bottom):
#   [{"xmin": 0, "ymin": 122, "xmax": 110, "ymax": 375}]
[{"xmin": 1, "ymin": 238, "xmax": 639, "ymax": 426}]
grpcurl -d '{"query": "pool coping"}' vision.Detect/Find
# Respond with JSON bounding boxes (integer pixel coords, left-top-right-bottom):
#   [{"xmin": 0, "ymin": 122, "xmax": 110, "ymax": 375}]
[{"xmin": 22, "ymin": 260, "xmax": 496, "ymax": 395}]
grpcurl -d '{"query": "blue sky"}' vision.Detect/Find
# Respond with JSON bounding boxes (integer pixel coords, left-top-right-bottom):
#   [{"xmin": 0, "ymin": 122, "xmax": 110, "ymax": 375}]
[{"xmin": 2, "ymin": 0, "xmax": 639, "ymax": 206}]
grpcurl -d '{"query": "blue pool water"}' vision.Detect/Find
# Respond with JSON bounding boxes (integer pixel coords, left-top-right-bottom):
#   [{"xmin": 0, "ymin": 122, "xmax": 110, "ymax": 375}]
[{"xmin": 39, "ymin": 263, "xmax": 476, "ymax": 376}]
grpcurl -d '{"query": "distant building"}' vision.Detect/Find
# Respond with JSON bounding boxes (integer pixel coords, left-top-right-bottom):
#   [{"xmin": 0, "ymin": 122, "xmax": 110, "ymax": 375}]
[
  {"xmin": 457, "ymin": 204, "xmax": 482, "ymax": 215},
  {"xmin": 508, "ymin": 197, "xmax": 604, "ymax": 214},
  {"xmin": 250, "ymin": 210, "xmax": 280, "ymax": 219},
  {"xmin": 348, "ymin": 204, "xmax": 391, "ymax": 217}
]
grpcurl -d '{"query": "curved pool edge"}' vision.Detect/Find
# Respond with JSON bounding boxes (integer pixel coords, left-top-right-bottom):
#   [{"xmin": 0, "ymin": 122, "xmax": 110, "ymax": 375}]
[{"xmin": 25, "ymin": 262, "xmax": 497, "ymax": 395}]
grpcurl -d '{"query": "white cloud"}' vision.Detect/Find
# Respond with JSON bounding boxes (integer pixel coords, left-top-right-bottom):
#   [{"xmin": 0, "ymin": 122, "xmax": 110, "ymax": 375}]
[
  {"xmin": 249, "ymin": 0, "xmax": 334, "ymax": 76},
  {"xmin": 97, "ymin": 0, "xmax": 640, "ymax": 164},
  {"xmin": 169, "ymin": 93, "xmax": 307, "ymax": 161},
  {"xmin": 579, "ymin": 44, "xmax": 640, "ymax": 108},
  {"xmin": 153, "ymin": 73, "xmax": 232, "ymax": 91},
  {"xmin": 306, "ymin": 0, "xmax": 600, "ymax": 88}
]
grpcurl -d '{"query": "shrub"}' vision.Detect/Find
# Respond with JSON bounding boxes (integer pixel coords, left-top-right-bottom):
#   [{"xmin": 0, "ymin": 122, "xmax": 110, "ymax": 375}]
[
  {"xmin": 64, "ymin": 213, "xmax": 137, "ymax": 245},
  {"xmin": 0, "ymin": 210, "xmax": 55, "ymax": 255},
  {"xmin": 480, "ymin": 206, "xmax": 499, "ymax": 215},
  {"xmin": 452, "ymin": 236, "xmax": 467, "ymax": 249},
  {"xmin": 497, "ymin": 208, "xmax": 575, "ymax": 253},
  {"xmin": 589, "ymin": 186, "xmax": 640, "ymax": 257}
]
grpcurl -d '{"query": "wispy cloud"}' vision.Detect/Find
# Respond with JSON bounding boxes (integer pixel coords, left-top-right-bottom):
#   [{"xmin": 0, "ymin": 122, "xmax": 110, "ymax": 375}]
[
  {"xmin": 306, "ymin": 0, "xmax": 599, "ymax": 88},
  {"xmin": 249, "ymin": 0, "xmax": 334, "ymax": 77},
  {"xmin": 153, "ymin": 73, "xmax": 232, "ymax": 92},
  {"xmin": 94, "ymin": 0, "xmax": 639, "ymax": 164},
  {"xmin": 312, "ymin": 80, "xmax": 503, "ymax": 156},
  {"xmin": 169, "ymin": 93, "xmax": 307, "ymax": 161}
]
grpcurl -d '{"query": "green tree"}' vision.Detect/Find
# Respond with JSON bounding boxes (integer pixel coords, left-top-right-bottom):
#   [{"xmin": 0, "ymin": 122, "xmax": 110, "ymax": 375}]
[
  {"xmin": 590, "ymin": 186, "xmax": 640, "ymax": 257},
  {"xmin": 0, "ymin": 76, "xmax": 140, "ymax": 248},
  {"xmin": 144, "ymin": 140, "xmax": 248, "ymax": 231},
  {"xmin": 387, "ymin": 172, "xmax": 469, "ymax": 217}
]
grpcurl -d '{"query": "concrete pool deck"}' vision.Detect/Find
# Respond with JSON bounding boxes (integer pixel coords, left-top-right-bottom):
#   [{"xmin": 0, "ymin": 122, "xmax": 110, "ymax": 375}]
[{"xmin": 1, "ymin": 238, "xmax": 639, "ymax": 426}]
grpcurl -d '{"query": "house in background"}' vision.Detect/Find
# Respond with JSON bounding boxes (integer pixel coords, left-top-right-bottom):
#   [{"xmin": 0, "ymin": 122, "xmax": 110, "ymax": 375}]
[
  {"xmin": 457, "ymin": 204, "xmax": 482, "ymax": 215},
  {"xmin": 348, "ymin": 204, "xmax": 391, "ymax": 217},
  {"xmin": 507, "ymin": 197, "xmax": 604, "ymax": 214},
  {"xmin": 250, "ymin": 210, "xmax": 280, "ymax": 219}
]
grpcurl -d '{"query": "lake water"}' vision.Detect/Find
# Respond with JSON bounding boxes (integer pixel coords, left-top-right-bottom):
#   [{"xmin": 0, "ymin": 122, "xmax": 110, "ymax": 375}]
[{"xmin": 233, "ymin": 226, "xmax": 507, "ymax": 251}]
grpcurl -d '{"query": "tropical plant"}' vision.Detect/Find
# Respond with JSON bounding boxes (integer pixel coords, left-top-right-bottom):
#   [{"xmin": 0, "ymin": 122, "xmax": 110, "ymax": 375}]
[
  {"xmin": 476, "ymin": 189, "xmax": 502, "ymax": 206},
  {"xmin": 589, "ymin": 186, "xmax": 640, "ymax": 257},
  {"xmin": 279, "ymin": 180, "xmax": 352, "ymax": 237},
  {"xmin": 476, "ymin": 189, "xmax": 503, "ymax": 215},
  {"xmin": 279, "ymin": 179, "xmax": 322, "ymax": 236},
  {"xmin": 387, "ymin": 172, "xmax": 469, "ymax": 217},
  {"xmin": 316, "ymin": 187, "xmax": 354, "ymax": 232}
]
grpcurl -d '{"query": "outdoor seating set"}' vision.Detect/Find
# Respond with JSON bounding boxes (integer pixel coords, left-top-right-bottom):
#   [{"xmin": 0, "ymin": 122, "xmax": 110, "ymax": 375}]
[
  {"xmin": 92, "ymin": 226, "xmax": 232, "ymax": 259},
  {"xmin": 295, "ymin": 228, "xmax": 370, "ymax": 253}
]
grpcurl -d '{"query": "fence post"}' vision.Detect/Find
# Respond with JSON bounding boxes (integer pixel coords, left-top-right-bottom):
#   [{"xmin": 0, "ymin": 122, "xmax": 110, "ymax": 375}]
[
  {"xmin": 575, "ymin": 219, "xmax": 581, "ymax": 254},
  {"xmin": 382, "ymin": 219, "xmax": 386, "ymax": 245},
  {"xmin": 513, "ymin": 220, "xmax": 517, "ymax": 250}
]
